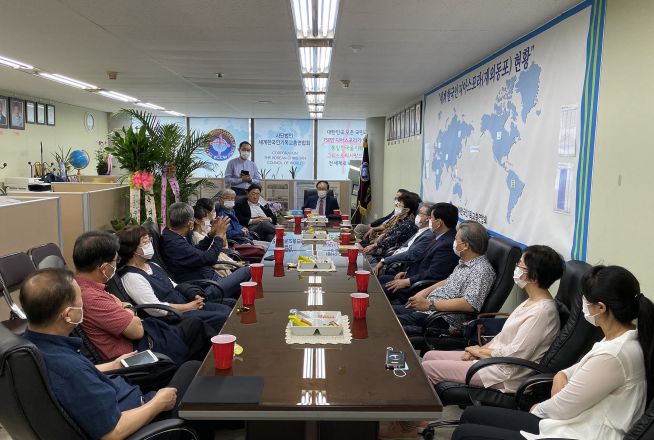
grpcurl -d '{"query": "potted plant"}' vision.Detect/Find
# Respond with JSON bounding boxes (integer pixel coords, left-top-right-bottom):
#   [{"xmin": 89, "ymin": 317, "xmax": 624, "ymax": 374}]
[
  {"xmin": 95, "ymin": 140, "xmax": 111, "ymax": 175},
  {"xmin": 52, "ymin": 146, "xmax": 72, "ymax": 175}
]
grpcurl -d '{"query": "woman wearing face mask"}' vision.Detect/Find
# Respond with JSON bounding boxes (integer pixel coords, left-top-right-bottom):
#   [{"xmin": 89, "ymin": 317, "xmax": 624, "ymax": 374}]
[
  {"xmin": 452, "ymin": 265, "xmax": 654, "ymax": 440},
  {"xmin": 191, "ymin": 205, "xmax": 246, "ymax": 277},
  {"xmin": 419, "ymin": 245, "xmax": 564, "ymax": 394},
  {"xmin": 361, "ymin": 192, "xmax": 421, "ymax": 257},
  {"xmin": 117, "ymin": 226, "xmax": 231, "ymax": 331}
]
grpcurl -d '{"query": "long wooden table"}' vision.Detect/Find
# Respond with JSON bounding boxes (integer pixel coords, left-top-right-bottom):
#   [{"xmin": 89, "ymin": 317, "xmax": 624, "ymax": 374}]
[{"xmin": 179, "ymin": 231, "xmax": 441, "ymax": 440}]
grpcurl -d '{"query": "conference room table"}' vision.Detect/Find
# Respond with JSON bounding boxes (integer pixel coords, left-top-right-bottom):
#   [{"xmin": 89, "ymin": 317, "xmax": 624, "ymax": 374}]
[{"xmin": 179, "ymin": 231, "xmax": 442, "ymax": 440}]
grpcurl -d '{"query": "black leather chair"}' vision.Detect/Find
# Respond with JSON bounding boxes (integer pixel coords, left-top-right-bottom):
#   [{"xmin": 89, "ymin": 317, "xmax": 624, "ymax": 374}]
[
  {"xmin": 302, "ymin": 188, "xmax": 335, "ymax": 208},
  {"xmin": 434, "ymin": 260, "xmax": 602, "ymax": 410},
  {"xmin": 0, "ymin": 325, "xmax": 197, "ymax": 440},
  {"xmin": 409, "ymin": 236, "xmax": 522, "ymax": 352},
  {"xmin": 0, "ymin": 251, "xmax": 36, "ymax": 333},
  {"xmin": 28, "ymin": 243, "xmax": 67, "ymax": 269}
]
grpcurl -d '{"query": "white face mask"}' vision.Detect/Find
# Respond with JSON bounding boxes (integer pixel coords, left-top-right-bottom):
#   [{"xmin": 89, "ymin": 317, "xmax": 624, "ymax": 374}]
[
  {"xmin": 317, "ymin": 190, "xmax": 328, "ymax": 199},
  {"xmin": 513, "ymin": 267, "xmax": 528, "ymax": 289},
  {"xmin": 582, "ymin": 298, "xmax": 601, "ymax": 326},
  {"xmin": 453, "ymin": 240, "xmax": 462, "ymax": 257},
  {"xmin": 223, "ymin": 200, "xmax": 235, "ymax": 209},
  {"xmin": 394, "ymin": 207, "xmax": 403, "ymax": 216},
  {"xmin": 240, "ymin": 151, "xmax": 251, "ymax": 160},
  {"xmin": 203, "ymin": 219, "xmax": 211, "ymax": 233},
  {"xmin": 65, "ymin": 306, "xmax": 83, "ymax": 326},
  {"xmin": 415, "ymin": 215, "xmax": 423, "ymax": 227},
  {"xmin": 102, "ymin": 263, "xmax": 116, "ymax": 282},
  {"xmin": 139, "ymin": 242, "xmax": 155, "ymax": 260}
]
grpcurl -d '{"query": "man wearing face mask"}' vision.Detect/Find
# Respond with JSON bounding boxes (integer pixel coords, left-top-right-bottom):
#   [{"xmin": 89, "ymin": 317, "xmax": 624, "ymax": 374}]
[
  {"xmin": 393, "ymin": 220, "xmax": 496, "ymax": 336},
  {"xmin": 73, "ymin": 231, "xmax": 213, "ymax": 364},
  {"xmin": 20, "ymin": 268, "xmax": 204, "ymax": 440},
  {"xmin": 161, "ymin": 202, "xmax": 251, "ymax": 298},
  {"xmin": 302, "ymin": 181, "xmax": 340, "ymax": 219},
  {"xmin": 224, "ymin": 141, "xmax": 260, "ymax": 196},
  {"xmin": 380, "ymin": 203, "xmax": 460, "ymax": 304},
  {"xmin": 216, "ymin": 188, "xmax": 261, "ymax": 245}
]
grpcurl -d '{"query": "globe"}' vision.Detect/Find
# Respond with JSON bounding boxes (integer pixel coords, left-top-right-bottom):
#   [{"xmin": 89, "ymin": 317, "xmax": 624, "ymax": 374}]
[{"xmin": 69, "ymin": 149, "xmax": 90, "ymax": 171}]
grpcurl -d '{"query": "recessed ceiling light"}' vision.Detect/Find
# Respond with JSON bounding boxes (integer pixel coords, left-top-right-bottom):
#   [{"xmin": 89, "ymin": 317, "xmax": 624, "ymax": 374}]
[
  {"xmin": 97, "ymin": 90, "xmax": 139, "ymax": 102},
  {"xmin": 306, "ymin": 94, "xmax": 325, "ymax": 104},
  {"xmin": 39, "ymin": 73, "xmax": 97, "ymax": 90},
  {"xmin": 299, "ymin": 46, "xmax": 332, "ymax": 75},
  {"xmin": 303, "ymin": 77, "xmax": 328, "ymax": 93},
  {"xmin": 291, "ymin": 0, "xmax": 340, "ymax": 39},
  {"xmin": 308, "ymin": 104, "xmax": 324, "ymax": 112},
  {"xmin": 309, "ymin": 112, "xmax": 323, "ymax": 119},
  {"xmin": 0, "ymin": 55, "xmax": 33, "ymax": 70}
]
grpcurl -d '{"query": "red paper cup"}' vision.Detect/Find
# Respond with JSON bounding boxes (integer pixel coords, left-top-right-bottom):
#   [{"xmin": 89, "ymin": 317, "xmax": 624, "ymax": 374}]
[
  {"xmin": 350, "ymin": 293, "xmax": 370, "ymax": 319},
  {"xmin": 274, "ymin": 247, "xmax": 285, "ymax": 265},
  {"xmin": 240, "ymin": 304, "xmax": 257, "ymax": 324},
  {"xmin": 347, "ymin": 262, "xmax": 358, "ymax": 277},
  {"xmin": 341, "ymin": 214, "xmax": 349, "ymax": 221},
  {"xmin": 352, "ymin": 317, "xmax": 368, "ymax": 339},
  {"xmin": 340, "ymin": 232, "xmax": 351, "ymax": 245},
  {"xmin": 333, "ymin": 209, "xmax": 341, "ymax": 216},
  {"xmin": 347, "ymin": 247, "xmax": 359, "ymax": 264},
  {"xmin": 355, "ymin": 270, "xmax": 370, "ymax": 293},
  {"xmin": 273, "ymin": 264, "xmax": 285, "ymax": 277},
  {"xmin": 240, "ymin": 281, "xmax": 257, "ymax": 306},
  {"xmin": 211, "ymin": 334, "xmax": 236, "ymax": 370},
  {"xmin": 303, "ymin": 208, "xmax": 312, "ymax": 217},
  {"xmin": 275, "ymin": 226, "xmax": 285, "ymax": 241},
  {"xmin": 294, "ymin": 216, "xmax": 302, "ymax": 227},
  {"xmin": 255, "ymin": 283, "xmax": 265, "ymax": 299},
  {"xmin": 294, "ymin": 224, "xmax": 302, "ymax": 235},
  {"xmin": 250, "ymin": 263, "xmax": 264, "ymax": 283}
]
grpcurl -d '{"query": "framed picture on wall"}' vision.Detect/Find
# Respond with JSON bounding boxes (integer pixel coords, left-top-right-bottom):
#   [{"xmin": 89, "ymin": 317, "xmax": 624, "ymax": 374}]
[
  {"xmin": 387, "ymin": 118, "xmax": 392, "ymax": 141},
  {"xmin": 409, "ymin": 106, "xmax": 416, "ymax": 136},
  {"xmin": 9, "ymin": 98, "xmax": 25, "ymax": 130},
  {"xmin": 25, "ymin": 101, "xmax": 36, "ymax": 124},
  {"xmin": 415, "ymin": 102, "xmax": 422, "ymax": 135},
  {"xmin": 403, "ymin": 109, "xmax": 410, "ymax": 138},
  {"xmin": 36, "ymin": 103, "xmax": 46, "ymax": 124},
  {"xmin": 46, "ymin": 104, "xmax": 55, "ymax": 126},
  {"xmin": 394, "ymin": 114, "xmax": 400, "ymax": 139},
  {"xmin": 398, "ymin": 112, "xmax": 404, "ymax": 139},
  {"xmin": 0, "ymin": 96, "xmax": 7, "ymax": 129}
]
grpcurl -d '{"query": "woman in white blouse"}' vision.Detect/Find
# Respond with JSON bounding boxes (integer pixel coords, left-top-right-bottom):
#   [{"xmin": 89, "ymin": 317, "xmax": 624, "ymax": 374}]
[
  {"xmin": 421, "ymin": 245, "xmax": 564, "ymax": 393},
  {"xmin": 452, "ymin": 265, "xmax": 654, "ymax": 440}
]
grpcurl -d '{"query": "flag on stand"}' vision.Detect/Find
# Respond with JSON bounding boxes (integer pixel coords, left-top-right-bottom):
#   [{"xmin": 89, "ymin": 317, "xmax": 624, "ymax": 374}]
[{"xmin": 353, "ymin": 135, "xmax": 371, "ymax": 224}]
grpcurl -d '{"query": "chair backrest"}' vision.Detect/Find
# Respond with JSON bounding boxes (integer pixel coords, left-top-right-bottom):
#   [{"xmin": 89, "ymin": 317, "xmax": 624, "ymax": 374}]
[
  {"xmin": 105, "ymin": 275, "xmax": 133, "ymax": 304},
  {"xmin": 29, "ymin": 243, "xmax": 67, "ymax": 270},
  {"xmin": 540, "ymin": 260, "xmax": 603, "ymax": 371},
  {"xmin": 303, "ymin": 189, "xmax": 335, "ymax": 208},
  {"xmin": 626, "ymin": 398, "xmax": 654, "ymax": 440},
  {"xmin": 0, "ymin": 325, "xmax": 87, "ymax": 440},
  {"xmin": 479, "ymin": 237, "xmax": 522, "ymax": 313},
  {"xmin": 0, "ymin": 252, "xmax": 36, "ymax": 319},
  {"xmin": 143, "ymin": 221, "xmax": 173, "ymax": 275}
]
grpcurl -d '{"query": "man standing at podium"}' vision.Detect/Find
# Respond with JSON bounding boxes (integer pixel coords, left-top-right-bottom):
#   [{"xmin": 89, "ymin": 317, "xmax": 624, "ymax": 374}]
[{"xmin": 224, "ymin": 141, "xmax": 260, "ymax": 196}]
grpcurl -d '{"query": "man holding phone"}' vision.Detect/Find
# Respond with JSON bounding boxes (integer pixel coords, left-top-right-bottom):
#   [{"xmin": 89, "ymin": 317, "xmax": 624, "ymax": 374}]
[{"xmin": 224, "ymin": 141, "xmax": 260, "ymax": 196}]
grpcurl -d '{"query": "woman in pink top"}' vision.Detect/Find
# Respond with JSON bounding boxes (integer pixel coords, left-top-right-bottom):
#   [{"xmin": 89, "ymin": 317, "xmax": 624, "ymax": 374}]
[{"xmin": 422, "ymin": 245, "xmax": 564, "ymax": 393}]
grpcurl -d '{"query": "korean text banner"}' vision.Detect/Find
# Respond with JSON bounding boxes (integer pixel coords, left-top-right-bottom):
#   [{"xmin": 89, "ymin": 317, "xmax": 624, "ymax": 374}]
[
  {"xmin": 254, "ymin": 119, "xmax": 314, "ymax": 179},
  {"xmin": 422, "ymin": 1, "xmax": 604, "ymax": 259},
  {"xmin": 316, "ymin": 119, "xmax": 367, "ymax": 180},
  {"xmin": 190, "ymin": 117, "xmax": 250, "ymax": 178}
]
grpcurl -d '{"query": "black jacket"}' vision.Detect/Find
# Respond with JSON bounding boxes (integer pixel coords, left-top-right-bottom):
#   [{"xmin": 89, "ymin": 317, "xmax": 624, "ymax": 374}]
[
  {"xmin": 234, "ymin": 198, "xmax": 278, "ymax": 228},
  {"xmin": 406, "ymin": 229, "xmax": 459, "ymax": 284}
]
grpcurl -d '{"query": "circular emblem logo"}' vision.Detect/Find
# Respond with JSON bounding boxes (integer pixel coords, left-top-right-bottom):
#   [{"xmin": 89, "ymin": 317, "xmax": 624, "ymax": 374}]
[
  {"xmin": 360, "ymin": 161, "xmax": 370, "ymax": 182},
  {"xmin": 206, "ymin": 129, "xmax": 236, "ymax": 161}
]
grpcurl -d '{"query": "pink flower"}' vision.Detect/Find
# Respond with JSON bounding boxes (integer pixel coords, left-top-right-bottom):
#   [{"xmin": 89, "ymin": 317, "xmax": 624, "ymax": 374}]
[{"xmin": 130, "ymin": 171, "xmax": 154, "ymax": 191}]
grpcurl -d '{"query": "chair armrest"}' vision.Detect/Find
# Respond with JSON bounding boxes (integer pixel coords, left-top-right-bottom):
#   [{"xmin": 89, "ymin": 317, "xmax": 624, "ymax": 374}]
[
  {"xmin": 476, "ymin": 312, "xmax": 511, "ymax": 318},
  {"xmin": 134, "ymin": 304, "xmax": 184, "ymax": 320},
  {"xmin": 408, "ymin": 279, "xmax": 438, "ymax": 294},
  {"xmin": 186, "ymin": 279, "xmax": 226, "ymax": 302},
  {"xmin": 424, "ymin": 310, "xmax": 476, "ymax": 327},
  {"xmin": 214, "ymin": 261, "xmax": 242, "ymax": 270},
  {"xmin": 249, "ymin": 231, "xmax": 261, "ymax": 240},
  {"xmin": 515, "ymin": 373, "xmax": 555, "ymax": 408},
  {"xmin": 465, "ymin": 358, "xmax": 553, "ymax": 385},
  {"xmin": 126, "ymin": 418, "xmax": 198, "ymax": 440}
]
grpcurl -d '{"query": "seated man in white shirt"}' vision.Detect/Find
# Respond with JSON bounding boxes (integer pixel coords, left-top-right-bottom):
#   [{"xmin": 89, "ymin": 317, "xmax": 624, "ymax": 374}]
[
  {"xmin": 233, "ymin": 183, "xmax": 277, "ymax": 242},
  {"xmin": 370, "ymin": 203, "xmax": 434, "ymax": 268}
]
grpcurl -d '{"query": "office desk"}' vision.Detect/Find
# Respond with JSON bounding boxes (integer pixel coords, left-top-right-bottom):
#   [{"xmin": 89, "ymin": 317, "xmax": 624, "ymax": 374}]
[{"xmin": 179, "ymin": 232, "xmax": 441, "ymax": 439}]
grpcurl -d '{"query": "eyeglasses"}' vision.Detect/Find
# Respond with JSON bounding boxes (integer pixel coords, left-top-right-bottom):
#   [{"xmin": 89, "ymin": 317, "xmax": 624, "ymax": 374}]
[{"xmin": 515, "ymin": 264, "xmax": 528, "ymax": 271}]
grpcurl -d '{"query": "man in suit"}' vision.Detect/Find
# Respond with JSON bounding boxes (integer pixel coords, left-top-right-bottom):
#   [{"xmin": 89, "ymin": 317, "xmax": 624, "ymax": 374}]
[
  {"xmin": 234, "ymin": 183, "xmax": 277, "ymax": 241},
  {"xmin": 370, "ymin": 203, "xmax": 434, "ymax": 269},
  {"xmin": 378, "ymin": 202, "xmax": 460, "ymax": 304},
  {"xmin": 302, "ymin": 180, "xmax": 340, "ymax": 219},
  {"xmin": 353, "ymin": 188, "xmax": 409, "ymax": 240}
]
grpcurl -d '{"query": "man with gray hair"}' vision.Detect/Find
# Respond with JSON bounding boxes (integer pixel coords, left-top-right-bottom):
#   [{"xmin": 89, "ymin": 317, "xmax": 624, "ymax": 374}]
[
  {"xmin": 393, "ymin": 220, "xmax": 496, "ymax": 336},
  {"xmin": 215, "ymin": 187, "xmax": 256, "ymax": 244},
  {"xmin": 161, "ymin": 202, "xmax": 251, "ymax": 301}
]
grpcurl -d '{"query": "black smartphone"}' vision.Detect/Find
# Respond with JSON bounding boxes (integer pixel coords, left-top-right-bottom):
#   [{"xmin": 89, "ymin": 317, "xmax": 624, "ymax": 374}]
[
  {"xmin": 240, "ymin": 170, "xmax": 250, "ymax": 176},
  {"xmin": 385, "ymin": 349, "xmax": 406, "ymax": 369}
]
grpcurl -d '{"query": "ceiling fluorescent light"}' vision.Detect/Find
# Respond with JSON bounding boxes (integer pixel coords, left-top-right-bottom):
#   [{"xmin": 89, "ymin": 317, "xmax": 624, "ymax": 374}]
[
  {"xmin": 303, "ymin": 77, "xmax": 328, "ymax": 93},
  {"xmin": 164, "ymin": 110, "xmax": 185, "ymax": 116},
  {"xmin": 291, "ymin": 0, "xmax": 313, "ymax": 38},
  {"xmin": 136, "ymin": 102, "xmax": 165, "ymax": 110},
  {"xmin": 0, "ymin": 55, "xmax": 33, "ymax": 70},
  {"xmin": 299, "ymin": 47, "xmax": 332, "ymax": 74},
  {"xmin": 97, "ymin": 90, "xmax": 138, "ymax": 102},
  {"xmin": 310, "ymin": 112, "xmax": 323, "ymax": 119},
  {"xmin": 39, "ymin": 73, "xmax": 97, "ymax": 90},
  {"xmin": 308, "ymin": 104, "xmax": 324, "ymax": 112},
  {"xmin": 306, "ymin": 94, "xmax": 325, "ymax": 104},
  {"xmin": 317, "ymin": 0, "xmax": 339, "ymax": 38}
]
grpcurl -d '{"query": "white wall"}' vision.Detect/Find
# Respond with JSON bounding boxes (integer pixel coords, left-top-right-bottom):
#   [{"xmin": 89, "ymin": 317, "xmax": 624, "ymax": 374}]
[{"xmin": 0, "ymin": 90, "xmax": 108, "ymax": 179}]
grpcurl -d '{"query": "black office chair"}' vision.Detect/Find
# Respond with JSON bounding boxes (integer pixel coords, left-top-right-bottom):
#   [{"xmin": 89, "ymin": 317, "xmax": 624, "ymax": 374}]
[
  {"xmin": 0, "ymin": 325, "xmax": 197, "ymax": 440},
  {"xmin": 28, "ymin": 243, "xmax": 67, "ymax": 269},
  {"xmin": 0, "ymin": 252, "xmax": 36, "ymax": 334},
  {"xmin": 106, "ymin": 275, "xmax": 184, "ymax": 321},
  {"xmin": 409, "ymin": 236, "xmax": 522, "ymax": 352},
  {"xmin": 302, "ymin": 188, "xmax": 334, "ymax": 208},
  {"xmin": 433, "ymin": 260, "xmax": 602, "ymax": 410}
]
